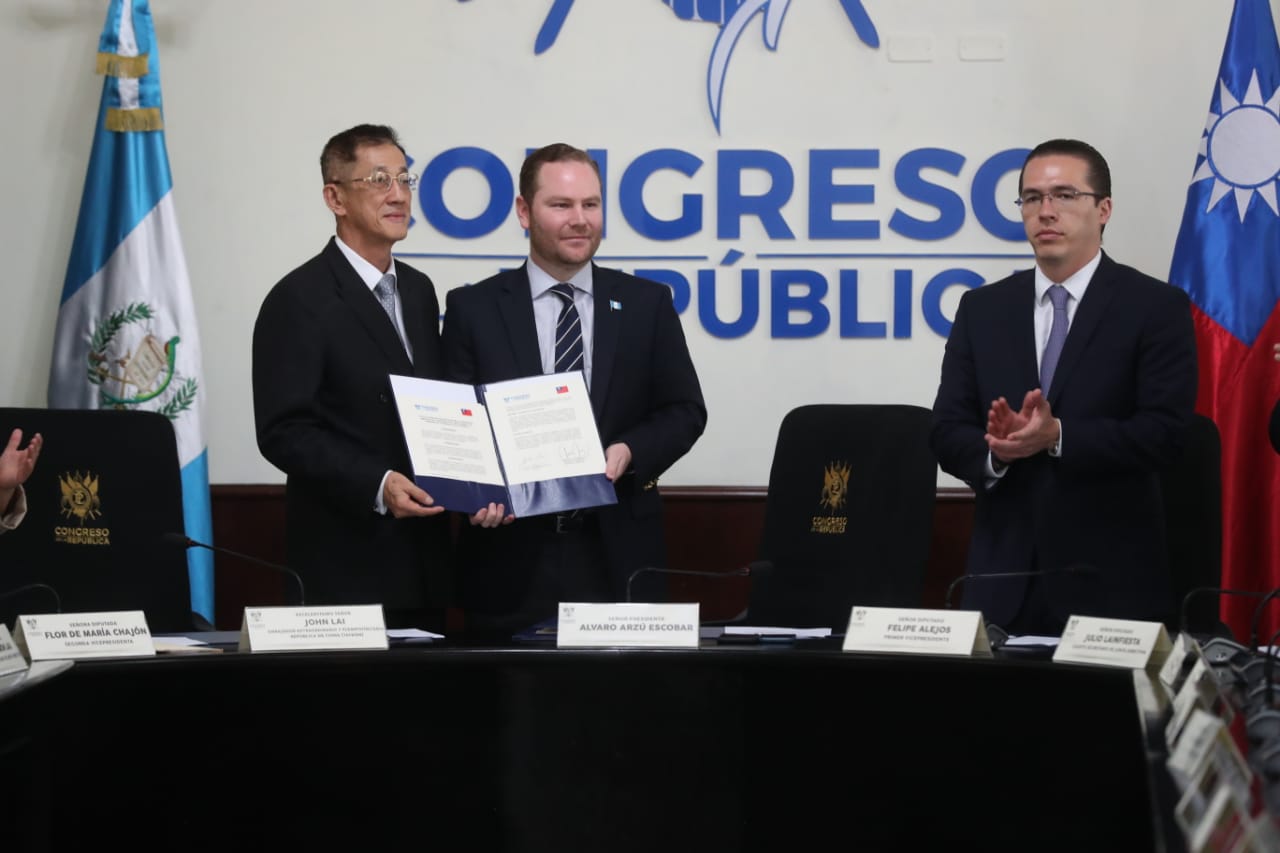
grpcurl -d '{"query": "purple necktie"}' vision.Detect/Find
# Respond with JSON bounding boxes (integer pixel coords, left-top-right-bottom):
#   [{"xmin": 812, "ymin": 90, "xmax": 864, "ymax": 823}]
[{"xmin": 1040, "ymin": 284, "xmax": 1070, "ymax": 392}]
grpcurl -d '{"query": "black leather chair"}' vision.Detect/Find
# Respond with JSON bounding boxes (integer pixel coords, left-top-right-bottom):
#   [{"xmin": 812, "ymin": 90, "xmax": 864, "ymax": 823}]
[
  {"xmin": 0, "ymin": 408, "xmax": 194, "ymax": 632},
  {"xmin": 746, "ymin": 404, "xmax": 937, "ymax": 628},
  {"xmin": 1161, "ymin": 412, "xmax": 1228, "ymax": 637}
]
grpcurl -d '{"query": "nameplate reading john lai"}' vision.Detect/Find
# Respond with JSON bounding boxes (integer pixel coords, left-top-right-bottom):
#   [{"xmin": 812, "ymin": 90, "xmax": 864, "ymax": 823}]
[
  {"xmin": 842, "ymin": 606, "xmax": 992, "ymax": 657},
  {"xmin": 557, "ymin": 602, "xmax": 699, "ymax": 648},
  {"xmin": 1053, "ymin": 615, "xmax": 1172, "ymax": 669},
  {"xmin": 239, "ymin": 605, "xmax": 388, "ymax": 653},
  {"xmin": 13, "ymin": 611, "xmax": 154, "ymax": 661}
]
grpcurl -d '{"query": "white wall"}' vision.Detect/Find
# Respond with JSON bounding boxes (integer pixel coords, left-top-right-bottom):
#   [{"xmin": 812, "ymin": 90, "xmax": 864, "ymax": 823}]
[{"xmin": 0, "ymin": 0, "xmax": 1243, "ymax": 486}]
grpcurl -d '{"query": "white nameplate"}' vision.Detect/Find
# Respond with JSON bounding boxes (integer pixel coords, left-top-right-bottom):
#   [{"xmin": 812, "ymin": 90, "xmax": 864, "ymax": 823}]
[
  {"xmin": 1053, "ymin": 615, "xmax": 1171, "ymax": 669},
  {"xmin": 842, "ymin": 606, "xmax": 992, "ymax": 657},
  {"xmin": 1159, "ymin": 633, "xmax": 1204, "ymax": 695},
  {"xmin": 556, "ymin": 602, "xmax": 699, "ymax": 648},
  {"xmin": 12, "ymin": 611, "xmax": 154, "ymax": 660},
  {"xmin": 1175, "ymin": 742, "xmax": 1254, "ymax": 849},
  {"xmin": 238, "ymin": 605, "xmax": 389, "ymax": 653},
  {"xmin": 1186, "ymin": 786, "xmax": 1258, "ymax": 853},
  {"xmin": 1166, "ymin": 708, "xmax": 1252, "ymax": 801},
  {"xmin": 1166, "ymin": 657, "xmax": 1233, "ymax": 748},
  {"xmin": 0, "ymin": 625, "xmax": 29, "ymax": 676}
]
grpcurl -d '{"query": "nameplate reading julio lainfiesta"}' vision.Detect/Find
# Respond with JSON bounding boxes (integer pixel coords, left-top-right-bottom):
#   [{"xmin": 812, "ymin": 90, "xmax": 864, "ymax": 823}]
[
  {"xmin": 238, "ymin": 605, "xmax": 388, "ymax": 653},
  {"xmin": 1053, "ymin": 615, "xmax": 1172, "ymax": 669},
  {"xmin": 12, "ymin": 611, "xmax": 155, "ymax": 661},
  {"xmin": 556, "ymin": 602, "xmax": 699, "ymax": 648},
  {"xmin": 841, "ymin": 606, "xmax": 992, "ymax": 657}
]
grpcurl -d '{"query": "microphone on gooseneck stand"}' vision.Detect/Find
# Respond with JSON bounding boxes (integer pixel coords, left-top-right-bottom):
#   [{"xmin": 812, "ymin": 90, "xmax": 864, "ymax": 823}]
[
  {"xmin": 1249, "ymin": 586, "xmax": 1280, "ymax": 653},
  {"xmin": 163, "ymin": 532, "xmax": 306, "ymax": 606},
  {"xmin": 944, "ymin": 565, "xmax": 1100, "ymax": 650},
  {"xmin": 943, "ymin": 565, "xmax": 1099, "ymax": 610},
  {"xmin": 1178, "ymin": 586, "xmax": 1264, "ymax": 640},
  {"xmin": 0, "ymin": 582, "xmax": 63, "ymax": 614},
  {"xmin": 624, "ymin": 561, "xmax": 770, "ymax": 604}
]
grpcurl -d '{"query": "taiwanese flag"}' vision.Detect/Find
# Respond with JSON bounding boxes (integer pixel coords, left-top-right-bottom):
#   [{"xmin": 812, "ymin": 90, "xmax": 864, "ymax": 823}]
[
  {"xmin": 460, "ymin": 408, "xmax": 472, "ymax": 417},
  {"xmin": 1169, "ymin": 0, "xmax": 1280, "ymax": 642},
  {"xmin": 555, "ymin": 386, "xmax": 569, "ymax": 394}
]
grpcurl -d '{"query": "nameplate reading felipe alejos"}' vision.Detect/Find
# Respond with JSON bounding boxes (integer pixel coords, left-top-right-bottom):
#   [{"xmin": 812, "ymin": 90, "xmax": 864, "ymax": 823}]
[
  {"xmin": 841, "ymin": 606, "xmax": 992, "ymax": 658},
  {"xmin": 238, "ymin": 605, "xmax": 389, "ymax": 653},
  {"xmin": 1053, "ymin": 615, "xmax": 1172, "ymax": 669},
  {"xmin": 556, "ymin": 602, "xmax": 700, "ymax": 648},
  {"xmin": 13, "ymin": 611, "xmax": 155, "ymax": 661}
]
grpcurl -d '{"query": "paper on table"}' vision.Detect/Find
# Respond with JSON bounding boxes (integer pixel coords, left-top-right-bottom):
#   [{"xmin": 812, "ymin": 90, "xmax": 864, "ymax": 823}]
[
  {"xmin": 387, "ymin": 628, "xmax": 445, "ymax": 640},
  {"xmin": 723, "ymin": 626, "xmax": 832, "ymax": 639},
  {"xmin": 1003, "ymin": 634, "xmax": 1061, "ymax": 647}
]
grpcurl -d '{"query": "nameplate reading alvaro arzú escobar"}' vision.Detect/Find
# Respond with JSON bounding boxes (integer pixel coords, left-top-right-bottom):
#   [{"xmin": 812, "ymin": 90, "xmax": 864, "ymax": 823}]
[
  {"xmin": 238, "ymin": 605, "xmax": 389, "ymax": 653},
  {"xmin": 557, "ymin": 602, "xmax": 699, "ymax": 648}
]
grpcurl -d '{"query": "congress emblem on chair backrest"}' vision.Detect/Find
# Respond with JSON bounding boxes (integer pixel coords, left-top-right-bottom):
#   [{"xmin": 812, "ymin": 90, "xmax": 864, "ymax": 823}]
[
  {"xmin": 55, "ymin": 471, "xmax": 111, "ymax": 546},
  {"xmin": 812, "ymin": 461, "xmax": 851, "ymax": 534}
]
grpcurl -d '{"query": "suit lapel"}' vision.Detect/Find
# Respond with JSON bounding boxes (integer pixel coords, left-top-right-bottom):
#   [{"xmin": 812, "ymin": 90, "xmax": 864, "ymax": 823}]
[
  {"xmin": 323, "ymin": 240, "xmax": 413, "ymax": 373},
  {"xmin": 1010, "ymin": 272, "xmax": 1040, "ymax": 392},
  {"xmin": 1047, "ymin": 254, "xmax": 1117, "ymax": 402},
  {"xmin": 498, "ymin": 265, "xmax": 544, "ymax": 377},
  {"xmin": 590, "ymin": 264, "xmax": 618, "ymax": 420}
]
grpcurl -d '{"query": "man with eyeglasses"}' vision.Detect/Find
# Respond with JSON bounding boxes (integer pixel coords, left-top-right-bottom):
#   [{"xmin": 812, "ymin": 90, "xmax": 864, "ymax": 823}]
[
  {"xmin": 251, "ymin": 124, "xmax": 451, "ymax": 630},
  {"xmin": 930, "ymin": 138, "xmax": 1197, "ymax": 637}
]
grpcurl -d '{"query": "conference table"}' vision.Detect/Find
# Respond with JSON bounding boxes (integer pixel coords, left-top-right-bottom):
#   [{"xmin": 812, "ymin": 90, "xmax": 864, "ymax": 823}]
[{"xmin": 1, "ymin": 638, "xmax": 1183, "ymax": 851}]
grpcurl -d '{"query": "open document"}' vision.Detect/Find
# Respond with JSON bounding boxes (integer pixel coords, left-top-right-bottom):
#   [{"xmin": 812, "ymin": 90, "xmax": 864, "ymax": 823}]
[{"xmin": 389, "ymin": 371, "xmax": 617, "ymax": 518}]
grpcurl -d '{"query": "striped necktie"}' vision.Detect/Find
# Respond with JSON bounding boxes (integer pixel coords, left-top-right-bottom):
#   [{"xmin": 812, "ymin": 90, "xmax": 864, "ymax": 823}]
[{"xmin": 550, "ymin": 282, "xmax": 584, "ymax": 373}]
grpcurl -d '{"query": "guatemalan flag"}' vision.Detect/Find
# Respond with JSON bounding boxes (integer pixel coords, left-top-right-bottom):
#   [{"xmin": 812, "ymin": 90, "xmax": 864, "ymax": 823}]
[
  {"xmin": 49, "ymin": 0, "xmax": 214, "ymax": 624},
  {"xmin": 1169, "ymin": 0, "xmax": 1280, "ymax": 642}
]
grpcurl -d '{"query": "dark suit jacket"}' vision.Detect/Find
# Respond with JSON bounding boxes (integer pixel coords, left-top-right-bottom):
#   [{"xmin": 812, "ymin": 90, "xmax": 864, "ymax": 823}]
[
  {"xmin": 441, "ymin": 263, "xmax": 706, "ymax": 616},
  {"xmin": 252, "ymin": 238, "xmax": 450, "ymax": 609},
  {"xmin": 930, "ymin": 253, "xmax": 1197, "ymax": 626}
]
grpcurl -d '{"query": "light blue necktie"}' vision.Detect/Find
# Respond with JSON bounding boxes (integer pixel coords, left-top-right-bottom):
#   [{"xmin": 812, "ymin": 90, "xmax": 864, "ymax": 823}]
[
  {"xmin": 374, "ymin": 274, "xmax": 411, "ymax": 359},
  {"xmin": 1039, "ymin": 284, "xmax": 1070, "ymax": 392}
]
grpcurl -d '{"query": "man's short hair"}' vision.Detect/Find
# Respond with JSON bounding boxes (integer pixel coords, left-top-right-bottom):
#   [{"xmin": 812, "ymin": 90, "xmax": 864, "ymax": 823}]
[
  {"xmin": 320, "ymin": 124, "xmax": 406, "ymax": 184},
  {"xmin": 1018, "ymin": 138, "xmax": 1112, "ymax": 199},
  {"xmin": 519, "ymin": 143, "xmax": 601, "ymax": 202}
]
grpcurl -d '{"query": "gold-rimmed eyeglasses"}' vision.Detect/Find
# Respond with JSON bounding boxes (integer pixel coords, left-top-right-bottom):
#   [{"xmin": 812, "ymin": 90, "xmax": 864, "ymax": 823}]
[{"xmin": 331, "ymin": 171, "xmax": 419, "ymax": 193}]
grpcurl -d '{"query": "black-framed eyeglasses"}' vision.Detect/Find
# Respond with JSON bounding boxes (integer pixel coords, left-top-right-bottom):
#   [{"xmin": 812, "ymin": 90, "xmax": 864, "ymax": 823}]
[
  {"xmin": 1015, "ymin": 189, "xmax": 1104, "ymax": 210},
  {"xmin": 331, "ymin": 171, "xmax": 419, "ymax": 192}
]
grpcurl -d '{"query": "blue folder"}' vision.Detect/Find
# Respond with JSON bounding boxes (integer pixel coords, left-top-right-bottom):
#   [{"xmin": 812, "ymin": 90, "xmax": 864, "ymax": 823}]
[{"xmin": 396, "ymin": 372, "xmax": 618, "ymax": 518}]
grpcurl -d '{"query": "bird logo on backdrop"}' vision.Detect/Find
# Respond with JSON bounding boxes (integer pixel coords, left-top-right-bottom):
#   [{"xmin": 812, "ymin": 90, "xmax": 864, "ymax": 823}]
[{"xmin": 462, "ymin": 0, "xmax": 881, "ymax": 132}]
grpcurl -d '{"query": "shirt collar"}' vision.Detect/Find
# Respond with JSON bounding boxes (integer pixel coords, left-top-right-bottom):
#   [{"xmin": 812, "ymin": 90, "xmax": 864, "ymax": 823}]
[
  {"xmin": 335, "ymin": 235, "xmax": 396, "ymax": 291},
  {"xmin": 527, "ymin": 259, "xmax": 594, "ymax": 299},
  {"xmin": 1035, "ymin": 249, "xmax": 1101, "ymax": 306}
]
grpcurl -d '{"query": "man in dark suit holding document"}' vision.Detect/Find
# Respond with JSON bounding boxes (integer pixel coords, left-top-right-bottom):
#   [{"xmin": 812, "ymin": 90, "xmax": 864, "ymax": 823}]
[
  {"xmin": 442, "ymin": 143, "xmax": 707, "ymax": 634},
  {"xmin": 252, "ymin": 124, "xmax": 452, "ymax": 629}
]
